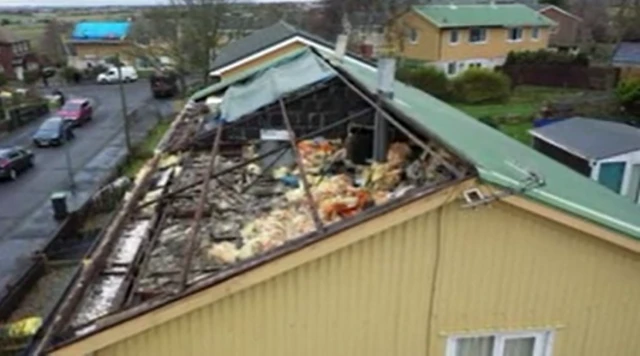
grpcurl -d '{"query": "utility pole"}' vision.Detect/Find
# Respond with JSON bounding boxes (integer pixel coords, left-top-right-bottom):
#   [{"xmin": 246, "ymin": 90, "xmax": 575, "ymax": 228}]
[
  {"xmin": 64, "ymin": 127, "xmax": 75, "ymax": 191},
  {"xmin": 116, "ymin": 54, "xmax": 132, "ymax": 154}
]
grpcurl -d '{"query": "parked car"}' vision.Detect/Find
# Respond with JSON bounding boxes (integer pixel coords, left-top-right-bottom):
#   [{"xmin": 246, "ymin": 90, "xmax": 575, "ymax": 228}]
[
  {"xmin": 57, "ymin": 98, "xmax": 92, "ymax": 126},
  {"xmin": 0, "ymin": 146, "xmax": 34, "ymax": 181},
  {"xmin": 32, "ymin": 117, "xmax": 75, "ymax": 147},
  {"xmin": 97, "ymin": 66, "xmax": 138, "ymax": 84}
]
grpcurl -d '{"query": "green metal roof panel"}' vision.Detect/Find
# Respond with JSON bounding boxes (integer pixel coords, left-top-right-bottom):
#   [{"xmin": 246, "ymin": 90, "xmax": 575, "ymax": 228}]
[
  {"xmin": 413, "ymin": 4, "xmax": 556, "ymax": 28},
  {"xmin": 338, "ymin": 59, "xmax": 640, "ymax": 240}
]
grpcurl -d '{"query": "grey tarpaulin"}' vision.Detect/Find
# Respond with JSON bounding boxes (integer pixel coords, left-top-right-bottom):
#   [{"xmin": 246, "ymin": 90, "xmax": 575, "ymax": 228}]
[{"xmin": 219, "ymin": 50, "xmax": 336, "ymax": 122}]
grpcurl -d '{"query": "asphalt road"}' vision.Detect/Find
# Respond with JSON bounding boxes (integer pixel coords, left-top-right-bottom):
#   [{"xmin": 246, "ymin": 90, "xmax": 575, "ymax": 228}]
[{"xmin": 0, "ymin": 81, "xmax": 171, "ymax": 239}]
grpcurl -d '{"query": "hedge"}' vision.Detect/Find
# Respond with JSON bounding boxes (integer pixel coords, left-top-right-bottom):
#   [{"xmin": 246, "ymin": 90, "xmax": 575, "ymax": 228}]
[
  {"xmin": 396, "ymin": 66, "xmax": 450, "ymax": 99},
  {"xmin": 504, "ymin": 49, "xmax": 589, "ymax": 66},
  {"xmin": 451, "ymin": 68, "xmax": 511, "ymax": 104}
]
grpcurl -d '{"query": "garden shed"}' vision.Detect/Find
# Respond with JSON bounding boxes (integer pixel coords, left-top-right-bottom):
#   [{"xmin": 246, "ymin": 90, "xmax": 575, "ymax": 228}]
[{"xmin": 530, "ymin": 117, "xmax": 640, "ymax": 203}]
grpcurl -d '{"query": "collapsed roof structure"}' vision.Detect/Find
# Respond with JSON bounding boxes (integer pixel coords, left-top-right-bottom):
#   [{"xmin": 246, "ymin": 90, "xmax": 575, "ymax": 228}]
[{"xmin": 33, "ymin": 39, "xmax": 640, "ymax": 355}]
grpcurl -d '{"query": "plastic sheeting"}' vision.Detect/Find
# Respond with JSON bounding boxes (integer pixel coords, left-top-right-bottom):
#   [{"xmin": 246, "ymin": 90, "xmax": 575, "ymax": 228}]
[{"xmin": 219, "ymin": 51, "xmax": 336, "ymax": 122}]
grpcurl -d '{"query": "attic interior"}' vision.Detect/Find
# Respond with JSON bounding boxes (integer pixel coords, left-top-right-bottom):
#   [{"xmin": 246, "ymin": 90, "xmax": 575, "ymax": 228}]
[{"xmin": 52, "ymin": 55, "xmax": 475, "ymax": 342}]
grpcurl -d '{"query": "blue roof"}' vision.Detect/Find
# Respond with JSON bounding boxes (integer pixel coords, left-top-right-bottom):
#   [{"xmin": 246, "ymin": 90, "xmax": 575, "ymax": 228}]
[
  {"xmin": 71, "ymin": 21, "xmax": 131, "ymax": 40},
  {"xmin": 612, "ymin": 42, "xmax": 640, "ymax": 65}
]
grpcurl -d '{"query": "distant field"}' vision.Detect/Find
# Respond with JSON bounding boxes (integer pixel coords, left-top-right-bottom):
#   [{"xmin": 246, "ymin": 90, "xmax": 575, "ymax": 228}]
[
  {"xmin": 5, "ymin": 24, "xmax": 47, "ymax": 49},
  {"xmin": 1, "ymin": 10, "xmax": 134, "ymax": 50}
]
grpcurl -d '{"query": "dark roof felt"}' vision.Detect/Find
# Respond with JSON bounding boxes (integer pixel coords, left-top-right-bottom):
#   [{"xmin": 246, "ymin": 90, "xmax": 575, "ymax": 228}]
[
  {"xmin": 613, "ymin": 42, "xmax": 640, "ymax": 66},
  {"xmin": 529, "ymin": 117, "xmax": 640, "ymax": 160}
]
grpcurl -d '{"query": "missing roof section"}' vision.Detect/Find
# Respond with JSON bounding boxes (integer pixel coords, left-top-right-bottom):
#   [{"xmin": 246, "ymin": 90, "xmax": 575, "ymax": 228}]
[{"xmin": 56, "ymin": 51, "xmax": 474, "ymax": 341}]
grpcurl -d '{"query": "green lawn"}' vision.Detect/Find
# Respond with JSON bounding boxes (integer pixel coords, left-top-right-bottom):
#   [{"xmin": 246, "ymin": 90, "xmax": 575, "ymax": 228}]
[{"xmin": 452, "ymin": 86, "xmax": 586, "ymax": 144}]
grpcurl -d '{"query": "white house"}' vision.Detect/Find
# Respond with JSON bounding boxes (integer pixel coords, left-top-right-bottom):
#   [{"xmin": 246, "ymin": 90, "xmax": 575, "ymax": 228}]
[{"xmin": 530, "ymin": 117, "xmax": 640, "ymax": 204}]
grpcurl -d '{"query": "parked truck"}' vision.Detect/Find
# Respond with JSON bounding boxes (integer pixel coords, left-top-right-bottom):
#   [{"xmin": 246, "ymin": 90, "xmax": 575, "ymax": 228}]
[{"xmin": 150, "ymin": 69, "xmax": 179, "ymax": 99}]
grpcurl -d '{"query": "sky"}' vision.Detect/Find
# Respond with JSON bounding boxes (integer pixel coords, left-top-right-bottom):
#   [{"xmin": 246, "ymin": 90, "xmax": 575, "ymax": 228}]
[{"xmin": 0, "ymin": 0, "xmax": 306, "ymax": 7}]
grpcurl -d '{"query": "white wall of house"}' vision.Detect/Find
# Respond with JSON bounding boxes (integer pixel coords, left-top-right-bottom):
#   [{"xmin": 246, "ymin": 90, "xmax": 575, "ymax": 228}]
[
  {"xmin": 432, "ymin": 56, "xmax": 507, "ymax": 77},
  {"xmin": 591, "ymin": 149, "xmax": 640, "ymax": 204}
]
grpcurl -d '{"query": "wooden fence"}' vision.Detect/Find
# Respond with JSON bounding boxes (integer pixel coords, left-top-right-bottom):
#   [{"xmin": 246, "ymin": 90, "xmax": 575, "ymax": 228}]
[
  {"xmin": 500, "ymin": 65, "xmax": 619, "ymax": 91},
  {"xmin": 0, "ymin": 102, "xmax": 50, "ymax": 132}
]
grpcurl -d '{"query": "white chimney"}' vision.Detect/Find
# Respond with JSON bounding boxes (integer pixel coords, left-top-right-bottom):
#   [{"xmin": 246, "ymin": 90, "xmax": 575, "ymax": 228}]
[
  {"xmin": 377, "ymin": 57, "xmax": 396, "ymax": 99},
  {"xmin": 335, "ymin": 34, "xmax": 348, "ymax": 62}
]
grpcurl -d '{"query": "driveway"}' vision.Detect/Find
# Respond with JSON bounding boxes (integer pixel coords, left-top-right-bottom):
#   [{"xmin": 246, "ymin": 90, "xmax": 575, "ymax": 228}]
[{"xmin": 0, "ymin": 81, "xmax": 174, "ymax": 293}]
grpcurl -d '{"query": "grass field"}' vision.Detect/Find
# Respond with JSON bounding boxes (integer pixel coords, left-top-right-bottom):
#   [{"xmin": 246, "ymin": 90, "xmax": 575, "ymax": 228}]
[
  {"xmin": 453, "ymin": 86, "xmax": 587, "ymax": 144},
  {"xmin": 1, "ymin": 10, "xmax": 134, "ymax": 50}
]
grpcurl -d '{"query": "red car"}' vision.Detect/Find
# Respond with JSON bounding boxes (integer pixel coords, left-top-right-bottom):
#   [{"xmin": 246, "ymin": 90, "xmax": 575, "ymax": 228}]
[{"xmin": 58, "ymin": 98, "xmax": 93, "ymax": 126}]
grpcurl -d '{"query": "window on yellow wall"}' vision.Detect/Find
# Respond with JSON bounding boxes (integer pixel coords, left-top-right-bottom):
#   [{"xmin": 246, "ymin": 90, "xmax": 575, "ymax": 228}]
[
  {"xmin": 532, "ymin": 27, "xmax": 540, "ymax": 40},
  {"xmin": 450, "ymin": 30, "xmax": 459, "ymax": 44},
  {"xmin": 408, "ymin": 28, "xmax": 418, "ymax": 44},
  {"xmin": 446, "ymin": 330, "xmax": 553, "ymax": 356},
  {"xmin": 469, "ymin": 28, "xmax": 487, "ymax": 43},
  {"xmin": 507, "ymin": 28, "xmax": 523, "ymax": 42}
]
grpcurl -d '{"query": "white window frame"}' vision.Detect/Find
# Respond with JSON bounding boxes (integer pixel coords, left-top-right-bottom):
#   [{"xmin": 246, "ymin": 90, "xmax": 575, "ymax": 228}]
[
  {"xmin": 531, "ymin": 27, "xmax": 540, "ymax": 40},
  {"xmin": 469, "ymin": 27, "xmax": 487, "ymax": 44},
  {"xmin": 449, "ymin": 29, "xmax": 459, "ymax": 45},
  {"xmin": 408, "ymin": 28, "xmax": 418, "ymax": 44},
  {"xmin": 446, "ymin": 330, "xmax": 554, "ymax": 356},
  {"xmin": 507, "ymin": 27, "xmax": 523, "ymax": 42}
]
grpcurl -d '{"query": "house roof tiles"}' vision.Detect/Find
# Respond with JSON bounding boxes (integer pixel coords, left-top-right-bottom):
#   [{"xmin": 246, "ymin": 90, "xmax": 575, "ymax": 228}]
[{"xmin": 413, "ymin": 3, "xmax": 556, "ymax": 28}]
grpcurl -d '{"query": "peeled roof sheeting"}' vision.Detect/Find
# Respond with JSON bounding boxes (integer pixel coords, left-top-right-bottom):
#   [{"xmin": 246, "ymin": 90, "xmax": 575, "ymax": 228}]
[
  {"xmin": 530, "ymin": 117, "xmax": 640, "ymax": 160},
  {"xmin": 219, "ymin": 50, "xmax": 335, "ymax": 122}
]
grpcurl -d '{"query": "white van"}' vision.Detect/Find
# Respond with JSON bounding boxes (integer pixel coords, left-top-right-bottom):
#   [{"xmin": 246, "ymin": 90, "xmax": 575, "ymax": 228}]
[{"xmin": 97, "ymin": 66, "xmax": 139, "ymax": 84}]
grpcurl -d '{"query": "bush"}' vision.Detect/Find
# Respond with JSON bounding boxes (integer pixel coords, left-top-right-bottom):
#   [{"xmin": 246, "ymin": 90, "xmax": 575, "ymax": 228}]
[
  {"xmin": 505, "ymin": 49, "xmax": 590, "ymax": 66},
  {"xmin": 396, "ymin": 65, "xmax": 450, "ymax": 99},
  {"xmin": 616, "ymin": 79, "xmax": 640, "ymax": 106},
  {"xmin": 23, "ymin": 70, "xmax": 41, "ymax": 85},
  {"xmin": 0, "ymin": 72, "xmax": 7, "ymax": 87},
  {"xmin": 61, "ymin": 66, "xmax": 81, "ymax": 82},
  {"xmin": 616, "ymin": 78, "xmax": 640, "ymax": 116},
  {"xmin": 452, "ymin": 68, "xmax": 511, "ymax": 104}
]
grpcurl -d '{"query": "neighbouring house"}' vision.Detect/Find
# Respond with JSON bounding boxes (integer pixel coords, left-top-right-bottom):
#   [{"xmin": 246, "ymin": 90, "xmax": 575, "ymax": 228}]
[
  {"xmin": 530, "ymin": 117, "xmax": 640, "ymax": 203},
  {"xmin": 66, "ymin": 21, "xmax": 135, "ymax": 70},
  {"xmin": 398, "ymin": 3, "xmax": 555, "ymax": 76},
  {"xmin": 528, "ymin": 4, "xmax": 582, "ymax": 52},
  {"xmin": 612, "ymin": 41, "xmax": 640, "ymax": 81},
  {"xmin": 0, "ymin": 27, "xmax": 39, "ymax": 81},
  {"xmin": 35, "ymin": 38, "xmax": 640, "ymax": 356},
  {"xmin": 208, "ymin": 21, "xmax": 373, "ymax": 80}
]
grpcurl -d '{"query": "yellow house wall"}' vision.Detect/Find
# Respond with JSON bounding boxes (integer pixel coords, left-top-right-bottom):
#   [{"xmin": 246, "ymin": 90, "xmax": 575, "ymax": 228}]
[
  {"xmin": 438, "ymin": 27, "xmax": 550, "ymax": 61},
  {"xmin": 398, "ymin": 11, "xmax": 441, "ymax": 61},
  {"xmin": 219, "ymin": 41, "xmax": 306, "ymax": 78},
  {"xmin": 73, "ymin": 42, "xmax": 135, "ymax": 63},
  {"xmin": 86, "ymin": 192, "xmax": 640, "ymax": 356}
]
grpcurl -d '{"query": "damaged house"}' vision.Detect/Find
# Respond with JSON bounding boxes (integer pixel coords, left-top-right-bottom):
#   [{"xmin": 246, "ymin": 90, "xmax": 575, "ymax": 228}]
[{"xmin": 28, "ymin": 33, "xmax": 640, "ymax": 356}]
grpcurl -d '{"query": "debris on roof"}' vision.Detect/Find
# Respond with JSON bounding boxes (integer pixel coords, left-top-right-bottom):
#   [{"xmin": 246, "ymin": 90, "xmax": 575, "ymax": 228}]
[{"xmin": 49, "ymin": 50, "xmax": 470, "ymax": 342}]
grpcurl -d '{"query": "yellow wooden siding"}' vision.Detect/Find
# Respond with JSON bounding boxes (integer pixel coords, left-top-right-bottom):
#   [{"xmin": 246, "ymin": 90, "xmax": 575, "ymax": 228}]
[
  {"xmin": 220, "ymin": 41, "xmax": 306, "ymax": 78},
  {"xmin": 92, "ymin": 196, "xmax": 640, "ymax": 356},
  {"xmin": 439, "ymin": 27, "xmax": 550, "ymax": 61},
  {"xmin": 398, "ymin": 11, "xmax": 441, "ymax": 61},
  {"xmin": 73, "ymin": 42, "xmax": 135, "ymax": 63}
]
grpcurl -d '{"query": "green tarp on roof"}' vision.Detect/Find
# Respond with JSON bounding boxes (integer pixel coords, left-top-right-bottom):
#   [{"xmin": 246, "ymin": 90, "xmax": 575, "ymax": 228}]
[
  {"xmin": 219, "ymin": 50, "xmax": 335, "ymax": 122},
  {"xmin": 337, "ymin": 56, "xmax": 640, "ymax": 240},
  {"xmin": 190, "ymin": 47, "xmax": 310, "ymax": 102},
  {"xmin": 413, "ymin": 4, "xmax": 555, "ymax": 28}
]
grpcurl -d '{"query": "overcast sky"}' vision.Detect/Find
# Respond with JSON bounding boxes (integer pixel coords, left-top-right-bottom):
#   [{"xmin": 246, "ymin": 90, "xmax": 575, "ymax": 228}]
[{"xmin": 0, "ymin": 0, "xmax": 306, "ymax": 7}]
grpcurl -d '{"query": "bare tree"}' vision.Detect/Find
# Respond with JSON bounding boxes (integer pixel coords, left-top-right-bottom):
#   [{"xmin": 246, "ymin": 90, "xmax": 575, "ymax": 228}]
[
  {"xmin": 128, "ymin": 0, "xmax": 232, "ymax": 94},
  {"xmin": 38, "ymin": 19, "xmax": 70, "ymax": 66}
]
